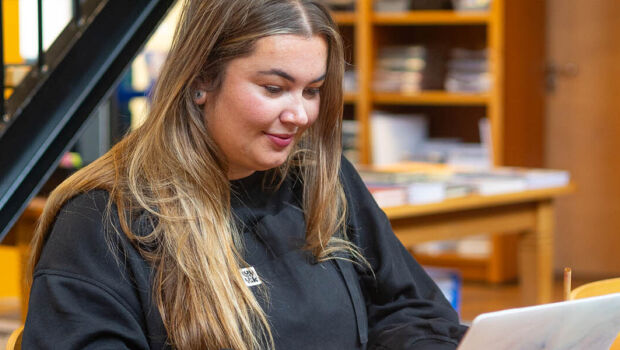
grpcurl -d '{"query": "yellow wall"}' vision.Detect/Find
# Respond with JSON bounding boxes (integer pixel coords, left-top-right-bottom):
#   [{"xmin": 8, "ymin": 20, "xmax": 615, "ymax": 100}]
[
  {"xmin": 1, "ymin": 0, "xmax": 22, "ymax": 299},
  {"xmin": 3, "ymin": 0, "xmax": 21, "ymax": 63},
  {"xmin": 0, "ymin": 246, "xmax": 21, "ymax": 298},
  {"xmin": 3, "ymin": 0, "xmax": 21, "ymax": 100}
]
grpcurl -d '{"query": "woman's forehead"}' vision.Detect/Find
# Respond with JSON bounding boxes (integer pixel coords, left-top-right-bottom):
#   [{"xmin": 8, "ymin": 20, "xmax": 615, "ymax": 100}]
[{"xmin": 229, "ymin": 34, "xmax": 328, "ymax": 82}]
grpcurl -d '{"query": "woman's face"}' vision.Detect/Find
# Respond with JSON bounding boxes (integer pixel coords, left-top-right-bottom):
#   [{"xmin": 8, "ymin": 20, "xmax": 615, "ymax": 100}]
[{"xmin": 201, "ymin": 34, "xmax": 328, "ymax": 180}]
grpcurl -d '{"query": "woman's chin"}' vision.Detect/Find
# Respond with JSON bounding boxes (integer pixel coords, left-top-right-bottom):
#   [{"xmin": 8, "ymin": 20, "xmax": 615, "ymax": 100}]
[{"xmin": 257, "ymin": 153, "xmax": 291, "ymax": 171}]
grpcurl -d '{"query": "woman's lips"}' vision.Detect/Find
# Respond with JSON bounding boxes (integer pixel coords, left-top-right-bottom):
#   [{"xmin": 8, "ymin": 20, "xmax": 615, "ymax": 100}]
[{"xmin": 266, "ymin": 133, "xmax": 294, "ymax": 147}]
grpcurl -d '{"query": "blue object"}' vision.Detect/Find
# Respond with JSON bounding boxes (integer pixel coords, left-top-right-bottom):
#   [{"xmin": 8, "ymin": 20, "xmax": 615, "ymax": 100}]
[{"xmin": 424, "ymin": 266, "xmax": 462, "ymax": 314}]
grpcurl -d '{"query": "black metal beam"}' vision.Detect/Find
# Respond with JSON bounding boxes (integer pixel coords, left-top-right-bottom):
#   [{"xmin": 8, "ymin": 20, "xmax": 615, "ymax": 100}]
[
  {"xmin": 0, "ymin": 0, "xmax": 175, "ymax": 242},
  {"xmin": 37, "ymin": 0, "xmax": 44, "ymax": 70}
]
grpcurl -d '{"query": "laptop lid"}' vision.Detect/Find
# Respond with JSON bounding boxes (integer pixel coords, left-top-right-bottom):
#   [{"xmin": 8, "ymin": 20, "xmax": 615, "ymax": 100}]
[{"xmin": 458, "ymin": 293, "xmax": 620, "ymax": 350}]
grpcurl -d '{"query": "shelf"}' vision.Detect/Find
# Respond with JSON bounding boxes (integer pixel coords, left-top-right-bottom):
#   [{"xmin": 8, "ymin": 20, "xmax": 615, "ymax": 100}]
[
  {"xmin": 343, "ymin": 92, "xmax": 357, "ymax": 104},
  {"xmin": 383, "ymin": 184, "xmax": 575, "ymax": 220},
  {"xmin": 332, "ymin": 11, "xmax": 356, "ymax": 25},
  {"xmin": 373, "ymin": 90, "xmax": 490, "ymax": 106},
  {"xmin": 414, "ymin": 252, "xmax": 488, "ymax": 265},
  {"xmin": 331, "ymin": 10, "xmax": 491, "ymax": 26},
  {"xmin": 373, "ymin": 10, "xmax": 490, "ymax": 26},
  {"xmin": 413, "ymin": 252, "xmax": 490, "ymax": 281},
  {"xmin": 326, "ymin": 1, "xmax": 550, "ymax": 284}
]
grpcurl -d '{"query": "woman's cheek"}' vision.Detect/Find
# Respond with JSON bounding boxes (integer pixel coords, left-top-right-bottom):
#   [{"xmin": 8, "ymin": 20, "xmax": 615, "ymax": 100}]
[
  {"xmin": 237, "ymin": 93, "xmax": 274, "ymax": 123},
  {"xmin": 307, "ymin": 102, "xmax": 320, "ymax": 126}
]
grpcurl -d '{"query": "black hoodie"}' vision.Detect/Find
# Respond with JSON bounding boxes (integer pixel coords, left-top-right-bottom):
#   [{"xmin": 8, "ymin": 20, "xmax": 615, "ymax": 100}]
[{"xmin": 23, "ymin": 157, "xmax": 466, "ymax": 349}]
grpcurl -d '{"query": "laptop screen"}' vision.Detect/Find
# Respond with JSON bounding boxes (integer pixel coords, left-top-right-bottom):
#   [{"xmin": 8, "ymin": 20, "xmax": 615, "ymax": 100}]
[{"xmin": 458, "ymin": 293, "xmax": 620, "ymax": 350}]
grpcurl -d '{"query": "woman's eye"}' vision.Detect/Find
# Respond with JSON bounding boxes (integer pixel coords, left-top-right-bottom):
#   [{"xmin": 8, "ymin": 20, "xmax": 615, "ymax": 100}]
[
  {"xmin": 303, "ymin": 87, "xmax": 321, "ymax": 98},
  {"xmin": 264, "ymin": 85, "xmax": 282, "ymax": 94}
]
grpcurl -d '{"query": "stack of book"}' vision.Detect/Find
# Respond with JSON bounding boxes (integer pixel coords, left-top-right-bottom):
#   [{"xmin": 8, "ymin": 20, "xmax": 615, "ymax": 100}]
[
  {"xmin": 374, "ymin": 46, "xmax": 427, "ymax": 92},
  {"xmin": 491, "ymin": 167, "xmax": 571, "ymax": 190},
  {"xmin": 414, "ymin": 235, "xmax": 490, "ymax": 258},
  {"xmin": 444, "ymin": 48, "xmax": 491, "ymax": 93},
  {"xmin": 450, "ymin": 171, "xmax": 528, "ymax": 195},
  {"xmin": 405, "ymin": 118, "xmax": 492, "ymax": 169},
  {"xmin": 342, "ymin": 119, "xmax": 360, "ymax": 164},
  {"xmin": 451, "ymin": 0, "xmax": 492, "ymax": 11},
  {"xmin": 412, "ymin": 140, "xmax": 491, "ymax": 169},
  {"xmin": 450, "ymin": 168, "xmax": 571, "ymax": 195},
  {"xmin": 319, "ymin": 0, "xmax": 355, "ymax": 11},
  {"xmin": 360, "ymin": 162, "xmax": 454, "ymax": 206},
  {"xmin": 360, "ymin": 162, "xmax": 571, "ymax": 207},
  {"xmin": 365, "ymin": 184, "xmax": 409, "ymax": 207},
  {"xmin": 343, "ymin": 69, "xmax": 357, "ymax": 95},
  {"xmin": 445, "ymin": 143, "xmax": 491, "ymax": 169},
  {"xmin": 374, "ymin": 0, "xmax": 411, "ymax": 12}
]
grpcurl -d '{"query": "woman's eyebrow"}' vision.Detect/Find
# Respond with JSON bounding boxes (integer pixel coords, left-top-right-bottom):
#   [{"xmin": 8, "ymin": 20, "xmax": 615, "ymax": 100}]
[{"xmin": 258, "ymin": 69, "xmax": 326, "ymax": 84}]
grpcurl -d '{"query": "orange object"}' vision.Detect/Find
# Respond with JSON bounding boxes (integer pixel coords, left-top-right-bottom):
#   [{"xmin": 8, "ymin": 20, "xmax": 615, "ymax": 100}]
[{"xmin": 569, "ymin": 278, "xmax": 620, "ymax": 350}]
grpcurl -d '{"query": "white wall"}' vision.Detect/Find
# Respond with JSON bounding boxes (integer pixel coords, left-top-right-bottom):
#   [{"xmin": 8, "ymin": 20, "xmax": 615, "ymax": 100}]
[{"xmin": 19, "ymin": 0, "xmax": 72, "ymax": 60}]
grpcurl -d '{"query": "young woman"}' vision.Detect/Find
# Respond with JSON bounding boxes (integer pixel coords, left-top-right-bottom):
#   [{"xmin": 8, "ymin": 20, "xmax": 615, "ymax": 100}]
[{"xmin": 23, "ymin": 0, "xmax": 467, "ymax": 349}]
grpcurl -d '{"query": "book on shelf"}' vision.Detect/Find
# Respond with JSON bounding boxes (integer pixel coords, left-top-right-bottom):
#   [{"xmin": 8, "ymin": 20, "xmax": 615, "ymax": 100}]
[
  {"xmin": 478, "ymin": 117, "xmax": 493, "ymax": 164},
  {"xmin": 455, "ymin": 235, "xmax": 491, "ymax": 256},
  {"xmin": 413, "ymin": 235, "xmax": 490, "ymax": 257},
  {"xmin": 360, "ymin": 163, "xmax": 450, "ymax": 205},
  {"xmin": 451, "ymin": 167, "xmax": 570, "ymax": 195},
  {"xmin": 374, "ymin": 0, "xmax": 411, "ymax": 12},
  {"xmin": 492, "ymin": 167, "xmax": 571, "ymax": 190},
  {"xmin": 450, "ymin": 170, "xmax": 528, "ymax": 195},
  {"xmin": 445, "ymin": 143, "xmax": 491, "ymax": 170},
  {"xmin": 343, "ymin": 70, "xmax": 357, "ymax": 94},
  {"xmin": 444, "ymin": 48, "xmax": 491, "ymax": 93},
  {"xmin": 342, "ymin": 119, "xmax": 360, "ymax": 164},
  {"xmin": 407, "ymin": 181, "xmax": 447, "ymax": 204},
  {"xmin": 319, "ymin": 0, "xmax": 355, "ymax": 11},
  {"xmin": 373, "ymin": 45, "xmax": 445, "ymax": 92},
  {"xmin": 368, "ymin": 112, "xmax": 493, "ymax": 169},
  {"xmin": 366, "ymin": 184, "xmax": 409, "ymax": 207},
  {"xmin": 374, "ymin": 46, "xmax": 426, "ymax": 92},
  {"xmin": 364, "ymin": 179, "xmax": 447, "ymax": 206},
  {"xmin": 360, "ymin": 161, "xmax": 571, "ymax": 206},
  {"xmin": 370, "ymin": 111, "xmax": 428, "ymax": 166},
  {"xmin": 451, "ymin": 0, "xmax": 492, "ymax": 11}
]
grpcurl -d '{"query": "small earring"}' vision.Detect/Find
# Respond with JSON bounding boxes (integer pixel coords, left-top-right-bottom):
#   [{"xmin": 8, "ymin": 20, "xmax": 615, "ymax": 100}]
[{"xmin": 195, "ymin": 90, "xmax": 205, "ymax": 99}]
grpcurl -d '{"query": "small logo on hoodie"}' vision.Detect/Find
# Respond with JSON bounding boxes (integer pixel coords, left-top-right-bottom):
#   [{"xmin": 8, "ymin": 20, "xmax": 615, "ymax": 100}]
[{"xmin": 240, "ymin": 267, "xmax": 261, "ymax": 287}]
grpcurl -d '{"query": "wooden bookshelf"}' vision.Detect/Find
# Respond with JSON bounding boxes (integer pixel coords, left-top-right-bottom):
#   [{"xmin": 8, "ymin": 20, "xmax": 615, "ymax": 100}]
[
  {"xmin": 372, "ymin": 10, "xmax": 490, "ymax": 25},
  {"xmin": 382, "ymin": 185, "xmax": 575, "ymax": 220},
  {"xmin": 332, "ymin": 0, "xmax": 547, "ymax": 282},
  {"xmin": 343, "ymin": 92, "xmax": 357, "ymax": 104},
  {"xmin": 332, "ymin": 11, "xmax": 356, "ymax": 25},
  {"xmin": 373, "ymin": 91, "xmax": 489, "ymax": 106}
]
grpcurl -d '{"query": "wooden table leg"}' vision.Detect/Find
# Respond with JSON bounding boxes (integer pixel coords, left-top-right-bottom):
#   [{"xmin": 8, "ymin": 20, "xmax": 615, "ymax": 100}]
[{"xmin": 519, "ymin": 199, "xmax": 554, "ymax": 305}]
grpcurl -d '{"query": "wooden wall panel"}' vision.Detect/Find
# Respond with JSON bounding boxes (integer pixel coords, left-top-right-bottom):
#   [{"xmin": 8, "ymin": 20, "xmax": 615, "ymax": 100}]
[{"xmin": 546, "ymin": 0, "xmax": 620, "ymax": 277}]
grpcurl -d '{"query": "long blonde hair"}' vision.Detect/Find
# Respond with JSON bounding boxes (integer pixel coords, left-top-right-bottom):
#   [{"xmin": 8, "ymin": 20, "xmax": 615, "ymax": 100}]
[{"xmin": 28, "ymin": 0, "xmax": 354, "ymax": 349}]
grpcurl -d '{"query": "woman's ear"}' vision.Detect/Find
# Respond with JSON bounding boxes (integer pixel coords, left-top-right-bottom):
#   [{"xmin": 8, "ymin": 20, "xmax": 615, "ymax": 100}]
[
  {"xmin": 192, "ymin": 80, "xmax": 208, "ymax": 105},
  {"xmin": 194, "ymin": 89, "xmax": 207, "ymax": 105}
]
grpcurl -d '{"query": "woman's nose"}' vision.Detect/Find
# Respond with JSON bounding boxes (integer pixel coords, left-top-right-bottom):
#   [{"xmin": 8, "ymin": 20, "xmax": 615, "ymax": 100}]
[{"xmin": 281, "ymin": 98, "xmax": 309, "ymax": 127}]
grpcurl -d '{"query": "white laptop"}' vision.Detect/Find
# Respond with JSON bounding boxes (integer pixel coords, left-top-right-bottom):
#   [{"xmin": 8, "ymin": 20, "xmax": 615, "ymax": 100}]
[{"xmin": 458, "ymin": 293, "xmax": 620, "ymax": 350}]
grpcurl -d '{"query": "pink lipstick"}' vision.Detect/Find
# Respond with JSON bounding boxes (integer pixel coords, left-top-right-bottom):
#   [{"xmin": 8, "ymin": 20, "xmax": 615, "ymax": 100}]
[{"xmin": 266, "ymin": 133, "xmax": 294, "ymax": 147}]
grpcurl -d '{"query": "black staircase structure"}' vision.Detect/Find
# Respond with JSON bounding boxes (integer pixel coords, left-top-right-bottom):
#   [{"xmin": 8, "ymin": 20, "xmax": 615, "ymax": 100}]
[{"xmin": 0, "ymin": 0, "xmax": 175, "ymax": 241}]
